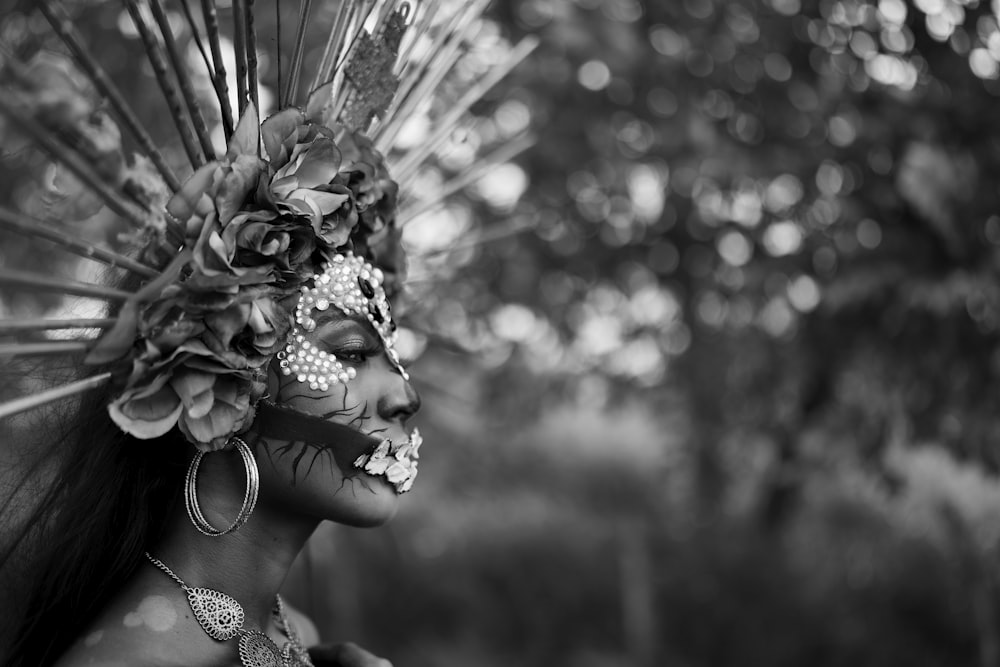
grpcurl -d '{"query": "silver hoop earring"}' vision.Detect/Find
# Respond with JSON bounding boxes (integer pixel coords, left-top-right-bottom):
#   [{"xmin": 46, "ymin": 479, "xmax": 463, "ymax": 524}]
[{"xmin": 184, "ymin": 436, "xmax": 259, "ymax": 537}]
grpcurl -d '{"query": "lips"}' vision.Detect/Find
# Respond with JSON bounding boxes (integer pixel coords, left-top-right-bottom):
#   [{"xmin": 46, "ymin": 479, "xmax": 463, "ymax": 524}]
[{"xmin": 353, "ymin": 428, "xmax": 422, "ymax": 493}]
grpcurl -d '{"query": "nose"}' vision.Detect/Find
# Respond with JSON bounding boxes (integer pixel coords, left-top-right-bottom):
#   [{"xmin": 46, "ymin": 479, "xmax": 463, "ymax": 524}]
[{"xmin": 378, "ymin": 367, "xmax": 421, "ymax": 423}]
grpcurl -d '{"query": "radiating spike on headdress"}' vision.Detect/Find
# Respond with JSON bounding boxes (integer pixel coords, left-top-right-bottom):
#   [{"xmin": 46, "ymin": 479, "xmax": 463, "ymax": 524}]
[
  {"xmin": 179, "ymin": 0, "xmax": 213, "ymax": 76},
  {"xmin": 395, "ymin": 323, "xmax": 474, "ymax": 363},
  {"xmin": 148, "ymin": 0, "xmax": 215, "ymax": 161},
  {"xmin": 321, "ymin": 1, "xmax": 367, "ymax": 114},
  {"xmin": 200, "ymin": 0, "xmax": 234, "ymax": 138},
  {"xmin": 0, "ymin": 342, "xmax": 92, "ymax": 357},
  {"xmin": 0, "ymin": 96, "xmax": 149, "ymax": 229},
  {"xmin": 282, "ymin": 0, "xmax": 315, "ymax": 107},
  {"xmin": 125, "ymin": 0, "xmax": 205, "ymax": 168},
  {"xmin": 374, "ymin": 1, "xmax": 486, "ymax": 150},
  {"xmin": 275, "ymin": 1, "xmax": 282, "ymax": 107},
  {"xmin": 0, "ymin": 372, "xmax": 113, "ymax": 420},
  {"xmin": 307, "ymin": 0, "xmax": 356, "ymax": 93},
  {"xmin": 393, "ymin": 0, "xmax": 442, "ymax": 75},
  {"xmin": 232, "ymin": 0, "xmax": 250, "ymax": 116},
  {"xmin": 391, "ymin": 36, "xmax": 539, "ymax": 182},
  {"xmin": 0, "ymin": 319, "xmax": 114, "ymax": 335},
  {"xmin": 399, "ymin": 0, "xmax": 488, "ymax": 95},
  {"xmin": 398, "ymin": 133, "xmax": 536, "ymax": 225},
  {"xmin": 0, "ymin": 207, "xmax": 159, "ymax": 278},
  {"xmin": 410, "ymin": 220, "xmax": 533, "ymax": 262},
  {"xmin": 37, "ymin": 0, "xmax": 181, "ymax": 193},
  {"xmin": 245, "ymin": 0, "xmax": 260, "ymax": 113},
  {"xmin": 332, "ymin": 0, "xmax": 382, "ymax": 72},
  {"xmin": 0, "ymin": 269, "xmax": 133, "ymax": 302}
]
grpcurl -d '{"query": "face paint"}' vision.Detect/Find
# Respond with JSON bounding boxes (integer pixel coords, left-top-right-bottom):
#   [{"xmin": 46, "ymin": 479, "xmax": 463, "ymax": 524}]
[
  {"xmin": 277, "ymin": 251, "xmax": 408, "ymax": 392},
  {"xmin": 273, "ymin": 252, "xmax": 421, "ymax": 493}
]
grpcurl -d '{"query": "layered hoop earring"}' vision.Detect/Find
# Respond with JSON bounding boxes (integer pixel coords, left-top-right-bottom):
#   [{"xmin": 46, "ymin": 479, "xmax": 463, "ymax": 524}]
[{"xmin": 184, "ymin": 436, "xmax": 259, "ymax": 536}]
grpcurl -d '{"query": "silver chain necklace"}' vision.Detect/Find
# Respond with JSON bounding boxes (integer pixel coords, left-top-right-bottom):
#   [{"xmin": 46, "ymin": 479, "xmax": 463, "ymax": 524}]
[{"xmin": 145, "ymin": 552, "xmax": 313, "ymax": 667}]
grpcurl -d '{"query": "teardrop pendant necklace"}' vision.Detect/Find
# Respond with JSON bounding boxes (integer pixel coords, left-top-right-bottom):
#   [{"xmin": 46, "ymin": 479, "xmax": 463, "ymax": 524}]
[{"xmin": 145, "ymin": 552, "xmax": 313, "ymax": 667}]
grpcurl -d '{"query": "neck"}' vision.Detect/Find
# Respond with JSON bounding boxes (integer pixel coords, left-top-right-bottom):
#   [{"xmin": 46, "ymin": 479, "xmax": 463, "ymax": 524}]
[{"xmin": 149, "ymin": 451, "xmax": 318, "ymax": 629}]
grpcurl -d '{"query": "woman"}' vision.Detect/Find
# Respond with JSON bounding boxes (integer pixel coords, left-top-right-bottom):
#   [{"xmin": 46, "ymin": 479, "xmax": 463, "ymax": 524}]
[
  {"xmin": 1, "ymin": 1, "xmax": 534, "ymax": 662},
  {"xmin": 3, "ymin": 138, "xmax": 423, "ymax": 664},
  {"xmin": 1, "ymin": 8, "xmax": 422, "ymax": 664}
]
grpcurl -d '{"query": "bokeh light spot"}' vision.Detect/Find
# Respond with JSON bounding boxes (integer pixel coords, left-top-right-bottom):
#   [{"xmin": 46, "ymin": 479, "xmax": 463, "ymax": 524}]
[{"xmin": 578, "ymin": 60, "xmax": 612, "ymax": 90}]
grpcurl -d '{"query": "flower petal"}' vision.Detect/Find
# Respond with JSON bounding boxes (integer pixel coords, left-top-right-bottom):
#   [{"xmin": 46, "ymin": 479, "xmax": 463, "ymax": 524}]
[
  {"xmin": 292, "ymin": 138, "xmax": 341, "ymax": 189},
  {"xmin": 109, "ymin": 386, "xmax": 184, "ymax": 439},
  {"xmin": 216, "ymin": 155, "xmax": 262, "ymax": 225},
  {"xmin": 167, "ymin": 162, "xmax": 219, "ymax": 224},
  {"xmin": 171, "ymin": 371, "xmax": 216, "ymax": 419},
  {"xmin": 261, "ymin": 108, "xmax": 304, "ymax": 165},
  {"xmin": 226, "ymin": 102, "xmax": 260, "ymax": 160}
]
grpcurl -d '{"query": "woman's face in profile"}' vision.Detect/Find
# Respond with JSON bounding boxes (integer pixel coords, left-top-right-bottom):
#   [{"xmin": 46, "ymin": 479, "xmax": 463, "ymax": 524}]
[{"xmin": 253, "ymin": 309, "xmax": 420, "ymax": 528}]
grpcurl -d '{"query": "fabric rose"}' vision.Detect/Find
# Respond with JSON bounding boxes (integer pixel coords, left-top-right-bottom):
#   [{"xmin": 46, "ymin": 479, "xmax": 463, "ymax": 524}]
[
  {"xmin": 260, "ymin": 108, "xmax": 361, "ymax": 250},
  {"xmin": 108, "ymin": 340, "xmax": 265, "ymax": 451}
]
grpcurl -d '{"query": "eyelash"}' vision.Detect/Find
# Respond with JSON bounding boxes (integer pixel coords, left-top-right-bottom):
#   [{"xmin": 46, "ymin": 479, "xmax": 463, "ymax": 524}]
[
  {"xmin": 339, "ymin": 349, "xmax": 372, "ymax": 364},
  {"xmin": 323, "ymin": 339, "xmax": 380, "ymax": 364}
]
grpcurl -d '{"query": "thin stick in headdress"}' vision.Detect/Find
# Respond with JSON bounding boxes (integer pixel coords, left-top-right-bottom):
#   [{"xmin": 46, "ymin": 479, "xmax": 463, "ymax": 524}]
[
  {"xmin": 397, "ymin": 133, "xmax": 536, "ymax": 224},
  {"xmin": 324, "ymin": 0, "xmax": 383, "ymax": 119},
  {"xmin": 232, "ymin": 0, "xmax": 250, "ymax": 116},
  {"xmin": 331, "ymin": 0, "xmax": 383, "ymax": 72},
  {"xmin": 0, "ymin": 342, "xmax": 92, "ymax": 358},
  {"xmin": 148, "ymin": 0, "xmax": 216, "ymax": 162},
  {"xmin": 390, "ymin": 1, "xmax": 487, "ymax": 103},
  {"xmin": 0, "ymin": 269, "xmax": 133, "ymax": 302},
  {"xmin": 0, "ymin": 372, "xmax": 113, "ymax": 420},
  {"xmin": 282, "ymin": 0, "xmax": 315, "ymax": 107},
  {"xmin": 410, "ymin": 220, "xmax": 534, "ymax": 262},
  {"xmin": 37, "ymin": 0, "xmax": 181, "ymax": 193},
  {"xmin": 124, "ymin": 0, "xmax": 206, "ymax": 168},
  {"xmin": 200, "ymin": 0, "xmax": 235, "ymax": 138},
  {"xmin": 391, "ymin": 36, "xmax": 539, "ymax": 182},
  {"xmin": 245, "ymin": 0, "xmax": 260, "ymax": 113},
  {"xmin": 307, "ymin": 0, "xmax": 356, "ymax": 93},
  {"xmin": 393, "ymin": 0, "xmax": 442, "ymax": 73},
  {"xmin": 374, "ymin": 0, "xmax": 486, "ymax": 150},
  {"xmin": 0, "ymin": 96, "xmax": 149, "ymax": 229},
  {"xmin": 179, "ymin": 0, "xmax": 213, "ymax": 77},
  {"xmin": 0, "ymin": 319, "xmax": 114, "ymax": 335},
  {"xmin": 0, "ymin": 207, "xmax": 159, "ymax": 278},
  {"xmin": 320, "ymin": 1, "xmax": 366, "ymax": 113}
]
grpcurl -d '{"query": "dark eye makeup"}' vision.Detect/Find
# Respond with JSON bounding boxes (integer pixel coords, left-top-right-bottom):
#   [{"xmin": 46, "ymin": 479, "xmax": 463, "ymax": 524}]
[{"xmin": 314, "ymin": 316, "xmax": 383, "ymax": 363}]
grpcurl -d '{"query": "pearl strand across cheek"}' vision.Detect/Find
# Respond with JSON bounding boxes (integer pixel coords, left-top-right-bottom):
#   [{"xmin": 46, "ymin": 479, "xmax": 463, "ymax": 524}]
[{"xmin": 277, "ymin": 335, "xmax": 357, "ymax": 392}]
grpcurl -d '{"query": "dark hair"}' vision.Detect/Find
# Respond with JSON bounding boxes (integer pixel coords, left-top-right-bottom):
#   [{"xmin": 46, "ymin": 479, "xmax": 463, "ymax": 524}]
[{"xmin": 1, "ymin": 377, "xmax": 188, "ymax": 665}]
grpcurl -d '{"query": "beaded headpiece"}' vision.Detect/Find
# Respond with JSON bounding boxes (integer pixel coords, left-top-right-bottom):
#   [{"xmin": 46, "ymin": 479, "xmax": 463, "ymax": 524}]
[{"xmin": 0, "ymin": 0, "xmax": 537, "ymax": 490}]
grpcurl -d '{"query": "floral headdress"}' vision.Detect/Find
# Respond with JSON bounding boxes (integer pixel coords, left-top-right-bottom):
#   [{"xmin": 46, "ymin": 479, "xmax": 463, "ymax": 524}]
[
  {"xmin": 0, "ymin": 0, "xmax": 538, "ymax": 459},
  {"xmin": 95, "ymin": 103, "xmax": 404, "ymax": 450}
]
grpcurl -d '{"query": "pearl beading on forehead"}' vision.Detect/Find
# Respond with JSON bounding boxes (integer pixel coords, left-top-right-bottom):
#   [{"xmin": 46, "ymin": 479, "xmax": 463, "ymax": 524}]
[{"xmin": 277, "ymin": 252, "xmax": 407, "ymax": 391}]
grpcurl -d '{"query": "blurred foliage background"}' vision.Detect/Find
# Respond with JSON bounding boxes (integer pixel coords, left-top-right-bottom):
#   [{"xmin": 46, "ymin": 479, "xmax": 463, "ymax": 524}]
[{"xmin": 4, "ymin": 0, "xmax": 1000, "ymax": 664}]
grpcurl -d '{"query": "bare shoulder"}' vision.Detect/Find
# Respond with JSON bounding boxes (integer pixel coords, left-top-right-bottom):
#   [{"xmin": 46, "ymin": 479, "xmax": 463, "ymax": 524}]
[{"xmin": 53, "ymin": 589, "xmax": 238, "ymax": 667}]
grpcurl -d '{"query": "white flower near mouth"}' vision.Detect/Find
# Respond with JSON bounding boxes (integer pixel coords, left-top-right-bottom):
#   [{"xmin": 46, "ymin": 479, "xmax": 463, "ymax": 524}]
[
  {"xmin": 385, "ymin": 461, "xmax": 410, "ymax": 484},
  {"xmin": 363, "ymin": 440, "xmax": 393, "ymax": 475},
  {"xmin": 353, "ymin": 431, "xmax": 422, "ymax": 492}
]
